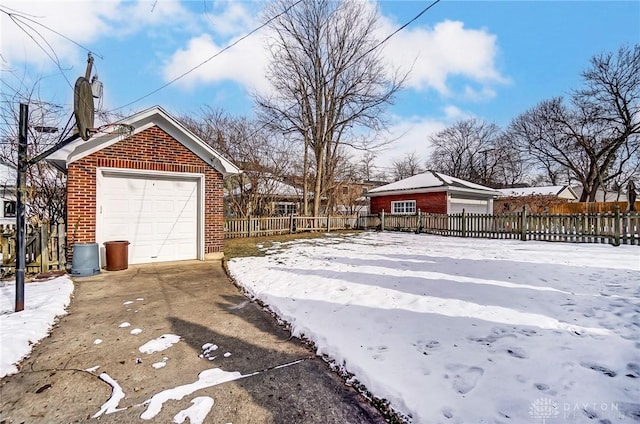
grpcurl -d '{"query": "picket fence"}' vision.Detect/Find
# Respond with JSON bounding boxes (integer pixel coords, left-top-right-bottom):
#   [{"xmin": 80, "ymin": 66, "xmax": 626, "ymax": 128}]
[
  {"xmin": 357, "ymin": 207, "xmax": 640, "ymax": 246},
  {"xmin": 224, "ymin": 215, "xmax": 359, "ymax": 239},
  {"xmin": 0, "ymin": 219, "xmax": 67, "ymax": 275}
]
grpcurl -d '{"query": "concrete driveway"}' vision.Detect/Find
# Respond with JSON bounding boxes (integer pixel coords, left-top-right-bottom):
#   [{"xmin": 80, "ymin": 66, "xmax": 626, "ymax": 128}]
[{"xmin": 0, "ymin": 261, "xmax": 387, "ymax": 423}]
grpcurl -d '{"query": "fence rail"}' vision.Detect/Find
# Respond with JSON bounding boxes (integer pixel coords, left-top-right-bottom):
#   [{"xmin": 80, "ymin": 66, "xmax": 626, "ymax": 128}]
[
  {"xmin": 357, "ymin": 207, "xmax": 639, "ymax": 246},
  {"xmin": 224, "ymin": 215, "xmax": 359, "ymax": 239},
  {"xmin": 1, "ymin": 219, "xmax": 67, "ymax": 275}
]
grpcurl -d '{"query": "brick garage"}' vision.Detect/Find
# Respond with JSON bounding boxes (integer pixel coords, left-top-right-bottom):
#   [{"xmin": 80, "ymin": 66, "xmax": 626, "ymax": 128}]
[
  {"xmin": 47, "ymin": 106, "xmax": 239, "ymax": 266},
  {"xmin": 370, "ymin": 192, "xmax": 447, "ymax": 215},
  {"xmin": 368, "ymin": 171, "xmax": 500, "ymax": 215}
]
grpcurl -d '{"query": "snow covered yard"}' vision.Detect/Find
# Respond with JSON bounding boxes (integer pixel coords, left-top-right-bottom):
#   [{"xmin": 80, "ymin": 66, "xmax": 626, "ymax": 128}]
[
  {"xmin": 0, "ymin": 276, "xmax": 74, "ymax": 377},
  {"xmin": 227, "ymin": 232, "xmax": 640, "ymax": 424}
]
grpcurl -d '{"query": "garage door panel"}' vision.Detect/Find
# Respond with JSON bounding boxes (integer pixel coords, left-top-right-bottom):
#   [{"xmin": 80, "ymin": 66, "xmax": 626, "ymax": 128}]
[
  {"xmin": 99, "ymin": 173, "xmax": 199, "ymax": 264},
  {"xmin": 449, "ymin": 198, "xmax": 489, "ymax": 215}
]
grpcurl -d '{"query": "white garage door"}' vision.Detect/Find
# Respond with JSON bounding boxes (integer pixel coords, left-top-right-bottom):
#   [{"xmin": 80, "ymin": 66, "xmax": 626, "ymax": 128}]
[
  {"xmin": 98, "ymin": 173, "xmax": 200, "ymax": 264},
  {"xmin": 449, "ymin": 197, "xmax": 490, "ymax": 214}
]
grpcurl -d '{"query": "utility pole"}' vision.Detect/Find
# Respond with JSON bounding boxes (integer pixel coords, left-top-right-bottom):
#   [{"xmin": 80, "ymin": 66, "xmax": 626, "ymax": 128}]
[
  {"xmin": 13, "ymin": 53, "xmax": 98, "ymax": 312},
  {"xmin": 15, "ymin": 103, "xmax": 28, "ymax": 312}
]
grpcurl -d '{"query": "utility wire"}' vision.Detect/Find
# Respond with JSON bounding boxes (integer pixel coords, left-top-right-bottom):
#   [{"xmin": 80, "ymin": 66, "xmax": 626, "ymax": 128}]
[
  {"xmin": 238, "ymin": 0, "xmax": 443, "ymax": 145},
  {"xmin": 362, "ymin": 0, "xmax": 441, "ymax": 60},
  {"xmin": 109, "ymin": 0, "xmax": 303, "ymax": 113},
  {"xmin": 0, "ymin": 6, "xmax": 102, "ymax": 60}
]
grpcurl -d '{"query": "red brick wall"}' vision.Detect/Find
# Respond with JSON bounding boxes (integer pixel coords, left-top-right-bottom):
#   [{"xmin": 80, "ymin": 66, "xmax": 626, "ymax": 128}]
[
  {"xmin": 67, "ymin": 125, "xmax": 224, "ymax": 260},
  {"xmin": 370, "ymin": 192, "xmax": 447, "ymax": 214}
]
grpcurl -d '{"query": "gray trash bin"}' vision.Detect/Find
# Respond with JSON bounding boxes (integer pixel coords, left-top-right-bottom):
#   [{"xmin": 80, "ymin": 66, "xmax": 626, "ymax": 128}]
[{"xmin": 71, "ymin": 242, "xmax": 100, "ymax": 277}]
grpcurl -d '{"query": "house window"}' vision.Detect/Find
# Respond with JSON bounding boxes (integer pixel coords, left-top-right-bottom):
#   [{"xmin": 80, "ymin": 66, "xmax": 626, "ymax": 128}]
[
  {"xmin": 4, "ymin": 200, "xmax": 16, "ymax": 217},
  {"xmin": 274, "ymin": 202, "xmax": 297, "ymax": 216},
  {"xmin": 342, "ymin": 186, "xmax": 349, "ymax": 195},
  {"xmin": 391, "ymin": 200, "xmax": 416, "ymax": 215}
]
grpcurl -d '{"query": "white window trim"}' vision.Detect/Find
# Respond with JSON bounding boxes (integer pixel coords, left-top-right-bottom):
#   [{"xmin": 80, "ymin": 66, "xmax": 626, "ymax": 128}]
[{"xmin": 391, "ymin": 200, "xmax": 417, "ymax": 215}]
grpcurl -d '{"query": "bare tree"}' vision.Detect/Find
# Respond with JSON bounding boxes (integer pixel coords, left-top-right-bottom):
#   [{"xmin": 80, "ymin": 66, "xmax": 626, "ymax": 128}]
[
  {"xmin": 426, "ymin": 118, "xmax": 506, "ymax": 186},
  {"xmin": 359, "ymin": 151, "xmax": 377, "ymax": 181},
  {"xmin": 509, "ymin": 45, "xmax": 640, "ymax": 201},
  {"xmin": 256, "ymin": 0, "xmax": 404, "ymax": 216},
  {"xmin": 180, "ymin": 107, "xmax": 298, "ymax": 217},
  {"xmin": 391, "ymin": 152, "xmax": 424, "ymax": 181},
  {"xmin": 0, "ymin": 76, "xmax": 69, "ymax": 223}
]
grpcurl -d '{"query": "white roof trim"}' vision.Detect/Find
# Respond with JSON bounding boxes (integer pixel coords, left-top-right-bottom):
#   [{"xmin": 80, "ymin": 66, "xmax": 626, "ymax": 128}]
[
  {"xmin": 45, "ymin": 106, "xmax": 240, "ymax": 177},
  {"xmin": 367, "ymin": 171, "xmax": 501, "ymax": 198}
]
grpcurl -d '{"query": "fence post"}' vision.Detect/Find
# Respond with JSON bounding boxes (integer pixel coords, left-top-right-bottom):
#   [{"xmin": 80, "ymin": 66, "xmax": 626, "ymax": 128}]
[
  {"xmin": 380, "ymin": 210, "xmax": 385, "ymax": 232},
  {"xmin": 290, "ymin": 213, "xmax": 295, "ymax": 234},
  {"xmin": 57, "ymin": 218, "xmax": 66, "ymax": 270},
  {"xmin": 40, "ymin": 224, "xmax": 49, "ymax": 273},
  {"xmin": 461, "ymin": 209, "xmax": 467, "ymax": 237},
  {"xmin": 1, "ymin": 228, "xmax": 8, "ymax": 265},
  {"xmin": 613, "ymin": 204, "xmax": 620, "ymax": 246},
  {"xmin": 520, "ymin": 206, "xmax": 527, "ymax": 241},
  {"xmin": 247, "ymin": 214, "xmax": 252, "ymax": 238},
  {"xmin": 327, "ymin": 214, "xmax": 331, "ymax": 232}
]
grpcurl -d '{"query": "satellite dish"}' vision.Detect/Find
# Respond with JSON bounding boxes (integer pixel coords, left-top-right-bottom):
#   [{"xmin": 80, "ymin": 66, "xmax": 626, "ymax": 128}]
[{"xmin": 74, "ymin": 76, "xmax": 95, "ymax": 141}]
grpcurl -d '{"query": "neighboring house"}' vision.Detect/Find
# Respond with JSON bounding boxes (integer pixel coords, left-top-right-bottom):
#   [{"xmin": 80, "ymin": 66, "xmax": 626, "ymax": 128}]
[
  {"xmin": 367, "ymin": 171, "xmax": 501, "ymax": 215},
  {"xmin": 571, "ymin": 185, "xmax": 628, "ymax": 202},
  {"xmin": 0, "ymin": 162, "xmax": 16, "ymax": 227},
  {"xmin": 495, "ymin": 185, "xmax": 578, "ymax": 214},
  {"xmin": 332, "ymin": 180, "xmax": 385, "ymax": 216},
  {"xmin": 226, "ymin": 177, "xmax": 307, "ymax": 216},
  {"xmin": 46, "ymin": 106, "xmax": 240, "ymax": 266},
  {"xmin": 497, "ymin": 185, "xmax": 579, "ymax": 201}
]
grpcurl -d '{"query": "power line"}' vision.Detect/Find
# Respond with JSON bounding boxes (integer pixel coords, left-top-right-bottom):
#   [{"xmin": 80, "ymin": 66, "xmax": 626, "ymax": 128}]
[
  {"xmin": 0, "ymin": 7, "xmax": 102, "ymax": 60},
  {"xmin": 368, "ymin": 0, "xmax": 442, "ymax": 57},
  {"xmin": 109, "ymin": 0, "xmax": 303, "ymax": 113},
  {"xmin": 206, "ymin": 0, "xmax": 444, "ymax": 154}
]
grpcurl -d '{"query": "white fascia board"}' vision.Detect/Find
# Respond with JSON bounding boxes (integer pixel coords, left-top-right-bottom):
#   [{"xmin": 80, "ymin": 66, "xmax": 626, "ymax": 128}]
[
  {"xmin": 61, "ymin": 106, "xmax": 241, "ymax": 177},
  {"xmin": 447, "ymin": 186, "xmax": 502, "ymax": 198},
  {"xmin": 366, "ymin": 186, "xmax": 445, "ymax": 197},
  {"xmin": 368, "ymin": 186, "xmax": 500, "ymax": 198}
]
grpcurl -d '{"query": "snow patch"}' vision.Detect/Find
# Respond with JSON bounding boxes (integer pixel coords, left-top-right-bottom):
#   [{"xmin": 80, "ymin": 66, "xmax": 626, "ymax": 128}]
[
  {"xmin": 93, "ymin": 373, "xmax": 126, "ymax": 417},
  {"xmin": 140, "ymin": 368, "xmax": 254, "ymax": 420},
  {"xmin": 139, "ymin": 334, "xmax": 180, "ymax": 354},
  {"xmin": 0, "ymin": 276, "xmax": 74, "ymax": 378},
  {"xmin": 172, "ymin": 396, "xmax": 214, "ymax": 424}
]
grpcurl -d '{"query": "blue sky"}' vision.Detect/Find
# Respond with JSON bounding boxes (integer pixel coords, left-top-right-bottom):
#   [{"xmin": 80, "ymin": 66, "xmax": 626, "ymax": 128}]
[{"xmin": 1, "ymin": 1, "xmax": 638, "ymax": 170}]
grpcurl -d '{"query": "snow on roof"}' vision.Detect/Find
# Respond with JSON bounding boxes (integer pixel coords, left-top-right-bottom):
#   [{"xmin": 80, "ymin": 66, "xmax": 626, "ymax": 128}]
[
  {"xmin": 497, "ymin": 186, "xmax": 578, "ymax": 200},
  {"xmin": 498, "ymin": 186, "xmax": 562, "ymax": 197},
  {"xmin": 367, "ymin": 171, "xmax": 500, "ymax": 196}
]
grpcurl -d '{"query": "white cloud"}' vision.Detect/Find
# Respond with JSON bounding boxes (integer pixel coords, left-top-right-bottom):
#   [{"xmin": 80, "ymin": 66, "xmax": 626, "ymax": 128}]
[
  {"xmin": 161, "ymin": 30, "xmax": 271, "ymax": 94},
  {"xmin": 1, "ymin": 1, "xmax": 119, "ymax": 69},
  {"xmin": 379, "ymin": 18, "xmax": 508, "ymax": 97},
  {"xmin": 373, "ymin": 105, "xmax": 476, "ymax": 170},
  {"xmin": 158, "ymin": 3, "xmax": 507, "ymax": 103},
  {"xmin": 202, "ymin": 2, "xmax": 257, "ymax": 37},
  {"xmin": 0, "ymin": 0, "xmax": 194, "ymax": 71}
]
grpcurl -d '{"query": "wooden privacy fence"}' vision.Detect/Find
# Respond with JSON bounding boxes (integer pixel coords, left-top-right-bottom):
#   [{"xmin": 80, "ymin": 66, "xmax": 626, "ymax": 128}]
[
  {"xmin": 549, "ymin": 201, "xmax": 640, "ymax": 214},
  {"xmin": 224, "ymin": 215, "xmax": 359, "ymax": 239},
  {"xmin": 358, "ymin": 207, "xmax": 640, "ymax": 246},
  {"xmin": 1, "ymin": 219, "xmax": 67, "ymax": 275}
]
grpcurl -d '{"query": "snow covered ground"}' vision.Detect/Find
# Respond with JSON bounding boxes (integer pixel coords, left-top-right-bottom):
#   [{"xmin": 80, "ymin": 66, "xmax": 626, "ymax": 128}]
[
  {"xmin": 0, "ymin": 276, "xmax": 74, "ymax": 377},
  {"xmin": 228, "ymin": 232, "xmax": 640, "ymax": 424}
]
